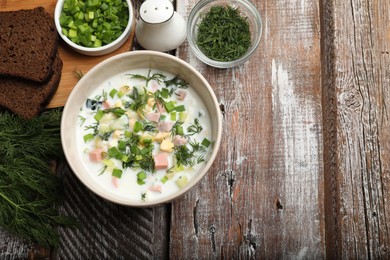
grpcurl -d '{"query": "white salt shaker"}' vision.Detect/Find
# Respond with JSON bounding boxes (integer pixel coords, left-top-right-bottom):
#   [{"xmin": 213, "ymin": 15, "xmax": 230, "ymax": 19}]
[{"xmin": 135, "ymin": 0, "xmax": 186, "ymax": 52}]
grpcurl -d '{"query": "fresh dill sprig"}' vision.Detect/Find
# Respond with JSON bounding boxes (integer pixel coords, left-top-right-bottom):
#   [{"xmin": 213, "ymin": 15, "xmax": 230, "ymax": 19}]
[
  {"xmin": 0, "ymin": 109, "xmax": 78, "ymax": 248},
  {"xmin": 170, "ymin": 120, "xmax": 183, "ymax": 137},
  {"xmin": 164, "ymin": 76, "xmax": 189, "ymax": 89},
  {"xmin": 127, "ymin": 87, "xmax": 149, "ymax": 114},
  {"xmin": 0, "ymin": 108, "xmax": 63, "ymax": 160},
  {"xmin": 187, "ymin": 118, "xmax": 203, "ymax": 136},
  {"xmin": 127, "ymin": 70, "xmax": 166, "ymax": 87},
  {"xmin": 74, "ymin": 69, "xmax": 84, "ymax": 80},
  {"xmin": 174, "ymin": 140, "xmax": 206, "ymax": 167}
]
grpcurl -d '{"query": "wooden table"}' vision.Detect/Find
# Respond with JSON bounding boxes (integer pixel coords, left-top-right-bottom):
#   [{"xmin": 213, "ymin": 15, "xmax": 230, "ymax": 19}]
[{"xmin": 1, "ymin": 0, "xmax": 390, "ymax": 259}]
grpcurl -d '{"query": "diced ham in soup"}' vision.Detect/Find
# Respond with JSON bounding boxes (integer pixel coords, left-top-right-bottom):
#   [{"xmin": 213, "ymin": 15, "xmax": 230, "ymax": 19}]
[
  {"xmin": 176, "ymin": 90, "xmax": 187, "ymax": 100},
  {"xmin": 173, "ymin": 135, "xmax": 187, "ymax": 146},
  {"xmin": 154, "ymin": 153, "xmax": 169, "ymax": 170},
  {"xmin": 158, "ymin": 121, "xmax": 174, "ymax": 132},
  {"xmin": 78, "ymin": 68, "xmax": 212, "ymax": 202},
  {"xmin": 146, "ymin": 112, "xmax": 160, "ymax": 122},
  {"xmin": 89, "ymin": 148, "xmax": 104, "ymax": 162}
]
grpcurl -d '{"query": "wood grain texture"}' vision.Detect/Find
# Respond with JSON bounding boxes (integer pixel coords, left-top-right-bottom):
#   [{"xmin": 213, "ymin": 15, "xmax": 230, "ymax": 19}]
[
  {"xmin": 322, "ymin": 0, "xmax": 390, "ymax": 258},
  {"xmin": 0, "ymin": 0, "xmax": 136, "ymax": 108},
  {"xmin": 0, "ymin": 233, "xmax": 50, "ymax": 259},
  {"xmin": 171, "ymin": 0, "xmax": 324, "ymax": 258}
]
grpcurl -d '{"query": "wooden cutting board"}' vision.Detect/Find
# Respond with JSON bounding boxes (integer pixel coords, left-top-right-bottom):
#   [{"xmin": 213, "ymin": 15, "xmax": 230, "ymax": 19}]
[{"xmin": 0, "ymin": 0, "xmax": 136, "ymax": 108}]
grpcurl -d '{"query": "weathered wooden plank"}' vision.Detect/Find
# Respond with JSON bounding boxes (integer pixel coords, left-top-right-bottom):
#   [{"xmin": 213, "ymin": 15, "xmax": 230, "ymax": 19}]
[
  {"xmin": 322, "ymin": 0, "xmax": 390, "ymax": 258},
  {"xmin": 171, "ymin": 0, "xmax": 324, "ymax": 258},
  {"xmin": 0, "ymin": 232, "xmax": 49, "ymax": 259}
]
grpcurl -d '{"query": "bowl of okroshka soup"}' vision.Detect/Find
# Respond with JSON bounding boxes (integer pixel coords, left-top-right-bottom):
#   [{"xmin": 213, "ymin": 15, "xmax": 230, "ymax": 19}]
[{"xmin": 61, "ymin": 51, "xmax": 222, "ymax": 206}]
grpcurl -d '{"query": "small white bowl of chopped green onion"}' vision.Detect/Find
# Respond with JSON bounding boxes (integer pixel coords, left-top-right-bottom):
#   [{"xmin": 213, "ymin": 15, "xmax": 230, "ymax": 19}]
[
  {"xmin": 187, "ymin": 0, "xmax": 262, "ymax": 68},
  {"xmin": 54, "ymin": 0, "xmax": 134, "ymax": 56}
]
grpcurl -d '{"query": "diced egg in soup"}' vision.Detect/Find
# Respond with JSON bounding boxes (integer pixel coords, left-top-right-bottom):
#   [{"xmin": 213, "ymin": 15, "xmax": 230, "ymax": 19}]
[{"xmin": 77, "ymin": 69, "xmax": 213, "ymax": 202}]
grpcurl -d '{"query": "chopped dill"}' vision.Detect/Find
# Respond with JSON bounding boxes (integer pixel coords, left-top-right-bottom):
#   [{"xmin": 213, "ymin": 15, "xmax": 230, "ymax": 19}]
[
  {"xmin": 164, "ymin": 76, "xmax": 189, "ymax": 89},
  {"xmin": 141, "ymin": 192, "xmax": 147, "ymax": 201},
  {"xmin": 174, "ymin": 141, "xmax": 206, "ymax": 167},
  {"xmin": 74, "ymin": 69, "xmax": 84, "ymax": 79},
  {"xmin": 196, "ymin": 5, "xmax": 251, "ymax": 62},
  {"xmin": 187, "ymin": 118, "xmax": 203, "ymax": 136},
  {"xmin": 170, "ymin": 120, "xmax": 184, "ymax": 137},
  {"xmin": 127, "ymin": 87, "xmax": 149, "ymax": 114},
  {"xmin": 127, "ymin": 70, "xmax": 166, "ymax": 87},
  {"xmin": 79, "ymin": 115, "xmax": 87, "ymax": 126}
]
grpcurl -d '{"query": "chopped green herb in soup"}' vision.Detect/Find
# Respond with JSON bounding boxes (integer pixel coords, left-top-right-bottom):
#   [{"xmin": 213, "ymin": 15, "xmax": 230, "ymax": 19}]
[{"xmin": 78, "ymin": 69, "xmax": 212, "ymax": 202}]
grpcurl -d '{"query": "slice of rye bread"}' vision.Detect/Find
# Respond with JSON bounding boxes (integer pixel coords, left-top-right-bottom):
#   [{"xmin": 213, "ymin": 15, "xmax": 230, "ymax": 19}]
[
  {"xmin": 0, "ymin": 54, "xmax": 62, "ymax": 119},
  {"xmin": 0, "ymin": 7, "xmax": 58, "ymax": 83}
]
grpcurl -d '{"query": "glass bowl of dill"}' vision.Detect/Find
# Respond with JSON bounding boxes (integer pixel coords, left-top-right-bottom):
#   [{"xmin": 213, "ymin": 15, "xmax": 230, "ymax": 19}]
[{"xmin": 187, "ymin": 0, "xmax": 262, "ymax": 68}]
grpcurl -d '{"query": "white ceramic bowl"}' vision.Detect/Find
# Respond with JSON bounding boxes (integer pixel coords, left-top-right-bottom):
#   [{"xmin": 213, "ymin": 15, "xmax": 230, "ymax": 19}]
[
  {"xmin": 187, "ymin": 0, "xmax": 262, "ymax": 68},
  {"xmin": 61, "ymin": 51, "xmax": 222, "ymax": 206},
  {"xmin": 54, "ymin": 0, "xmax": 134, "ymax": 56}
]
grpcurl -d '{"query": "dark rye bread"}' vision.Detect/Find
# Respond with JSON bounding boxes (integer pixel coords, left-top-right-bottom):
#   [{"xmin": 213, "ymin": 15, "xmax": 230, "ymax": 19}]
[
  {"xmin": 0, "ymin": 7, "xmax": 58, "ymax": 83},
  {"xmin": 0, "ymin": 54, "xmax": 62, "ymax": 119}
]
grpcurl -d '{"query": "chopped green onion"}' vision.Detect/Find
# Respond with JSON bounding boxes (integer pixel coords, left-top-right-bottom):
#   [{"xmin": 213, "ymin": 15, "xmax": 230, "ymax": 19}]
[
  {"xmin": 124, "ymin": 130, "xmax": 132, "ymax": 138},
  {"xmin": 161, "ymin": 88, "xmax": 169, "ymax": 98},
  {"xmin": 68, "ymin": 28, "xmax": 77, "ymax": 38},
  {"xmin": 175, "ymin": 175, "xmax": 188, "ymax": 188},
  {"xmin": 59, "ymin": 0, "xmax": 129, "ymax": 48},
  {"xmin": 140, "ymin": 147, "xmax": 150, "ymax": 155},
  {"xmin": 100, "ymin": 2, "xmax": 109, "ymax": 10},
  {"xmin": 201, "ymin": 138, "xmax": 211, "ymax": 148},
  {"xmin": 112, "ymin": 168, "xmax": 123, "ymax": 178},
  {"xmin": 170, "ymin": 112, "xmax": 176, "ymax": 121},
  {"xmin": 121, "ymin": 155, "xmax": 129, "ymax": 162},
  {"xmin": 117, "ymin": 140, "xmax": 127, "ymax": 150},
  {"xmin": 141, "ymin": 137, "xmax": 152, "ymax": 145},
  {"xmin": 61, "ymin": 28, "xmax": 68, "ymax": 36},
  {"xmin": 175, "ymin": 105, "xmax": 185, "ymax": 112},
  {"xmin": 94, "ymin": 110, "xmax": 104, "ymax": 121},
  {"xmin": 178, "ymin": 112, "xmax": 187, "ymax": 122},
  {"xmin": 161, "ymin": 176, "xmax": 168, "ymax": 184},
  {"xmin": 117, "ymin": 91, "xmax": 125, "ymax": 98},
  {"xmin": 83, "ymin": 133, "xmax": 94, "ymax": 142},
  {"xmin": 176, "ymin": 125, "xmax": 184, "ymax": 136},
  {"xmin": 133, "ymin": 120, "xmax": 143, "ymax": 132},
  {"xmin": 101, "ymin": 107, "xmax": 125, "ymax": 118},
  {"xmin": 165, "ymin": 101, "xmax": 175, "ymax": 113},
  {"xmin": 109, "ymin": 89, "xmax": 118, "ymax": 98},
  {"xmin": 137, "ymin": 171, "xmax": 147, "ymax": 185},
  {"xmin": 108, "ymin": 146, "xmax": 122, "ymax": 159},
  {"xmin": 102, "ymin": 159, "xmax": 115, "ymax": 167},
  {"xmin": 93, "ymin": 38, "xmax": 102, "ymax": 47}
]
